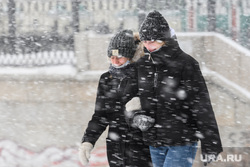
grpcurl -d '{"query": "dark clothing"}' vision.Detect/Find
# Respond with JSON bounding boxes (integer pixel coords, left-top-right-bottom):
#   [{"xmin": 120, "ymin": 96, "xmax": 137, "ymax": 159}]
[
  {"xmin": 136, "ymin": 38, "xmax": 223, "ymax": 155},
  {"xmin": 82, "ymin": 64, "xmax": 152, "ymax": 167}
]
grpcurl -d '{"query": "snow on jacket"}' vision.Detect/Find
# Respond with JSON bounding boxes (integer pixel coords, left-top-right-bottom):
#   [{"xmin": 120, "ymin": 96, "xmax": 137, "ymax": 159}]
[
  {"xmin": 135, "ymin": 38, "xmax": 223, "ymax": 155},
  {"xmin": 82, "ymin": 63, "xmax": 152, "ymax": 167}
]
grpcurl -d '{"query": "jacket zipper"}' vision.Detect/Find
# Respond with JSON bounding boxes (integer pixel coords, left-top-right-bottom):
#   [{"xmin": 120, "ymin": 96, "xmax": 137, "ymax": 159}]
[
  {"xmin": 148, "ymin": 53, "xmax": 158, "ymax": 88},
  {"xmin": 147, "ymin": 51, "xmax": 158, "ymax": 143},
  {"xmin": 148, "ymin": 53, "xmax": 155, "ymax": 64},
  {"xmin": 154, "ymin": 69, "xmax": 158, "ymax": 88},
  {"xmin": 117, "ymin": 78, "xmax": 124, "ymax": 89}
]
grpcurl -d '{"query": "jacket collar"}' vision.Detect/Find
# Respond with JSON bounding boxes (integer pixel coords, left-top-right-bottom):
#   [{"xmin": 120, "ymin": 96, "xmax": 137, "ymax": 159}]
[
  {"xmin": 142, "ymin": 40, "xmax": 181, "ymax": 65},
  {"xmin": 109, "ymin": 63, "xmax": 135, "ymax": 79}
]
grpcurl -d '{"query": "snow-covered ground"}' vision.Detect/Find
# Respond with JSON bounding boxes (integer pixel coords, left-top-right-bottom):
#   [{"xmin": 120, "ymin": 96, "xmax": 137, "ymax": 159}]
[
  {"xmin": 0, "ymin": 140, "xmax": 108, "ymax": 167},
  {"xmin": 0, "ymin": 65, "xmax": 77, "ymax": 76}
]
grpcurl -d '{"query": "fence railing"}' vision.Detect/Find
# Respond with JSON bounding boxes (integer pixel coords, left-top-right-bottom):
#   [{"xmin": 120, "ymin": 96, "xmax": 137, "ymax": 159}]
[
  {"xmin": 0, "ymin": 51, "xmax": 75, "ymax": 67},
  {"xmin": 0, "ymin": 0, "xmax": 249, "ymax": 68},
  {"xmin": 0, "ymin": 34, "xmax": 75, "ymax": 67}
]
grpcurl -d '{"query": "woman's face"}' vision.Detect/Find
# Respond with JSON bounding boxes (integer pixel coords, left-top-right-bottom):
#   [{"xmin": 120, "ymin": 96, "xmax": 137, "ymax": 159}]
[
  {"xmin": 110, "ymin": 56, "xmax": 129, "ymax": 67},
  {"xmin": 143, "ymin": 40, "xmax": 164, "ymax": 52}
]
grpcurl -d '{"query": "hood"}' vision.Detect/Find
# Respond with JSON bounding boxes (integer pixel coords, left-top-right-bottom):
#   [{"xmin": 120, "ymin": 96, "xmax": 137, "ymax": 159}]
[
  {"xmin": 131, "ymin": 32, "xmax": 145, "ymax": 62},
  {"xmin": 142, "ymin": 38, "xmax": 181, "ymax": 65}
]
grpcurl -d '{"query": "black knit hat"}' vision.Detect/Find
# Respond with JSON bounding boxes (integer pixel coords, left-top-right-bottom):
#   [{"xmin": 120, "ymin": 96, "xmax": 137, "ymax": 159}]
[
  {"xmin": 107, "ymin": 30, "xmax": 136, "ymax": 59},
  {"xmin": 139, "ymin": 10, "xmax": 171, "ymax": 41}
]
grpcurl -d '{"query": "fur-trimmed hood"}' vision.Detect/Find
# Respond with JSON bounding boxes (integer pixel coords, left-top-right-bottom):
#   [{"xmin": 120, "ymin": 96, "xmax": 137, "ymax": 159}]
[
  {"xmin": 132, "ymin": 27, "xmax": 177, "ymax": 63},
  {"xmin": 131, "ymin": 32, "xmax": 145, "ymax": 62}
]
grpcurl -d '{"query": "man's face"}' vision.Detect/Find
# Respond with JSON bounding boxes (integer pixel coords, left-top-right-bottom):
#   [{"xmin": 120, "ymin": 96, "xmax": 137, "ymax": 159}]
[{"xmin": 143, "ymin": 40, "xmax": 164, "ymax": 52}]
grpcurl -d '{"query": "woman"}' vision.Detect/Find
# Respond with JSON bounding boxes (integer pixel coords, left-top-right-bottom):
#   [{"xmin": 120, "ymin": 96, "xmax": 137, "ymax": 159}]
[
  {"xmin": 130, "ymin": 10, "xmax": 222, "ymax": 167},
  {"xmin": 79, "ymin": 30, "xmax": 152, "ymax": 167}
]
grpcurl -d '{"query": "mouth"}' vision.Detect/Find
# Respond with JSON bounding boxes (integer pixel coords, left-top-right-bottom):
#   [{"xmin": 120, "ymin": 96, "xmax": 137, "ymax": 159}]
[
  {"xmin": 112, "ymin": 64, "xmax": 120, "ymax": 67},
  {"xmin": 149, "ymin": 48, "xmax": 156, "ymax": 52}
]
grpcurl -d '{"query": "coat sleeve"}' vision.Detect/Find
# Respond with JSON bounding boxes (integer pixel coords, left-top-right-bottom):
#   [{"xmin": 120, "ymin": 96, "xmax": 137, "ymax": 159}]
[
  {"xmin": 81, "ymin": 75, "xmax": 109, "ymax": 146},
  {"xmin": 182, "ymin": 59, "xmax": 223, "ymax": 155}
]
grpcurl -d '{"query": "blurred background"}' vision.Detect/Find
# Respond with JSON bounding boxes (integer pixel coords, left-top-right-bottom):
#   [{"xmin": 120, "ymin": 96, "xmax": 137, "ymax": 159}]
[{"xmin": 0, "ymin": 0, "xmax": 249, "ymax": 166}]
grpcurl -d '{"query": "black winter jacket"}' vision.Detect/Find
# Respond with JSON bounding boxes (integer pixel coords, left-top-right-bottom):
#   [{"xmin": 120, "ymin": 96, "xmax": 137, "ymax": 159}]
[
  {"xmin": 136, "ymin": 39, "xmax": 223, "ymax": 155},
  {"xmin": 82, "ymin": 64, "xmax": 152, "ymax": 167}
]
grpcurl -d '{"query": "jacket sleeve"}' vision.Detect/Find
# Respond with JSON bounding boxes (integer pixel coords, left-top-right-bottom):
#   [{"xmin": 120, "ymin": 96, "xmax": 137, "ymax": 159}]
[
  {"xmin": 182, "ymin": 59, "xmax": 223, "ymax": 155},
  {"xmin": 81, "ymin": 75, "xmax": 109, "ymax": 146}
]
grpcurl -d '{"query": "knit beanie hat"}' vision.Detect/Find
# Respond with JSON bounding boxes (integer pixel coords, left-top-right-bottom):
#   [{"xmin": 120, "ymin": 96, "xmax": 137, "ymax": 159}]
[
  {"xmin": 107, "ymin": 30, "xmax": 136, "ymax": 59},
  {"xmin": 139, "ymin": 10, "xmax": 171, "ymax": 41}
]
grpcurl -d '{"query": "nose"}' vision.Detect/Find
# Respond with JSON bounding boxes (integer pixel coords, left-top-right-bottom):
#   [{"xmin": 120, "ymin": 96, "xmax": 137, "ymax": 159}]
[
  {"xmin": 144, "ymin": 41, "xmax": 154, "ymax": 44},
  {"xmin": 113, "ymin": 57, "xmax": 119, "ymax": 63},
  {"xmin": 112, "ymin": 57, "xmax": 120, "ymax": 65}
]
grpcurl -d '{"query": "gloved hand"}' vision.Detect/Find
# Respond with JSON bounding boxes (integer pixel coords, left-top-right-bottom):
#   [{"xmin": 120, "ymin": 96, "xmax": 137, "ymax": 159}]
[
  {"xmin": 132, "ymin": 114, "xmax": 155, "ymax": 131},
  {"xmin": 78, "ymin": 142, "xmax": 94, "ymax": 165},
  {"xmin": 125, "ymin": 97, "xmax": 141, "ymax": 112},
  {"xmin": 203, "ymin": 154, "xmax": 217, "ymax": 166},
  {"xmin": 124, "ymin": 97, "xmax": 142, "ymax": 125}
]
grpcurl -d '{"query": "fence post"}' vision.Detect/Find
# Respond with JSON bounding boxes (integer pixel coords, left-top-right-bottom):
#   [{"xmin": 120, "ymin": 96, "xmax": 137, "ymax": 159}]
[
  {"xmin": 231, "ymin": 1, "xmax": 237, "ymax": 40},
  {"xmin": 188, "ymin": 0, "xmax": 194, "ymax": 31},
  {"xmin": 8, "ymin": 0, "xmax": 16, "ymax": 54},
  {"xmin": 180, "ymin": 0, "xmax": 187, "ymax": 32},
  {"xmin": 72, "ymin": 0, "xmax": 80, "ymax": 33},
  {"xmin": 74, "ymin": 32, "xmax": 90, "ymax": 72},
  {"xmin": 137, "ymin": 0, "xmax": 147, "ymax": 28},
  {"xmin": 207, "ymin": 0, "xmax": 216, "ymax": 31}
]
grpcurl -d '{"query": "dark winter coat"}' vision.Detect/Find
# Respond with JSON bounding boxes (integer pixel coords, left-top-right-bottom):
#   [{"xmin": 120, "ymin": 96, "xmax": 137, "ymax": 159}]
[
  {"xmin": 136, "ymin": 38, "xmax": 223, "ymax": 155},
  {"xmin": 82, "ymin": 64, "xmax": 152, "ymax": 167}
]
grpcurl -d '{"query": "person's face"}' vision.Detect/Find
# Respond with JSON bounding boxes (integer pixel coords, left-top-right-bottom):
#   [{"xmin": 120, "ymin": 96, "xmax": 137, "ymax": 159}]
[
  {"xmin": 110, "ymin": 56, "xmax": 129, "ymax": 67},
  {"xmin": 143, "ymin": 40, "xmax": 164, "ymax": 52}
]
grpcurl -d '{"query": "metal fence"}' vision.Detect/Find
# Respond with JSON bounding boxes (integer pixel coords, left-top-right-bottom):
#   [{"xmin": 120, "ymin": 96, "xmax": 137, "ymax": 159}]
[
  {"xmin": 0, "ymin": 0, "xmax": 249, "ymax": 67},
  {"xmin": 0, "ymin": 0, "xmax": 76, "ymax": 67},
  {"xmin": 0, "ymin": 33, "xmax": 75, "ymax": 67}
]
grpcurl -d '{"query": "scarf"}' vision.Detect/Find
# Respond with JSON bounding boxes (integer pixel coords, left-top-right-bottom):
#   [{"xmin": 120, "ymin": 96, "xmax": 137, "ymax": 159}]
[{"xmin": 109, "ymin": 61, "xmax": 133, "ymax": 79}]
